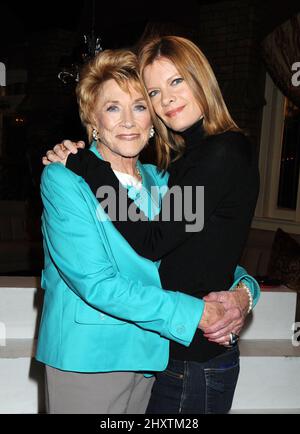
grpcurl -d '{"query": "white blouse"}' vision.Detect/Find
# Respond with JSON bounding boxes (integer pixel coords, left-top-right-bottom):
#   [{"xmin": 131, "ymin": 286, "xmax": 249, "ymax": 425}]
[{"xmin": 113, "ymin": 170, "xmax": 142, "ymax": 191}]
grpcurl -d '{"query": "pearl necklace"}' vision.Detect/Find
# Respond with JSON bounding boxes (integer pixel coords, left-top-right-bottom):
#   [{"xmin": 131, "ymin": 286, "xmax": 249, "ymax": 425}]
[{"xmin": 135, "ymin": 166, "xmax": 142, "ymax": 183}]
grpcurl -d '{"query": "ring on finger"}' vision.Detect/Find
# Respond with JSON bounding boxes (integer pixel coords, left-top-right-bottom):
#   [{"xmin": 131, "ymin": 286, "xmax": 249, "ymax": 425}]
[{"xmin": 229, "ymin": 332, "xmax": 239, "ymax": 347}]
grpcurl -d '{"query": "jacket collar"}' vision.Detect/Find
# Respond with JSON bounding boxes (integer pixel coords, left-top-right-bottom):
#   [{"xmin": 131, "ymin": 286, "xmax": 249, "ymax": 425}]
[
  {"xmin": 88, "ymin": 141, "xmax": 159, "ymax": 210},
  {"xmin": 89, "ymin": 141, "xmax": 155, "ymax": 196}
]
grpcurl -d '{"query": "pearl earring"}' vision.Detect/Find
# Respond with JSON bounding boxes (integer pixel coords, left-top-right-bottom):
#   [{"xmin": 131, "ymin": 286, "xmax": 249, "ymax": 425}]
[
  {"xmin": 149, "ymin": 127, "xmax": 155, "ymax": 139},
  {"xmin": 92, "ymin": 129, "xmax": 99, "ymax": 141}
]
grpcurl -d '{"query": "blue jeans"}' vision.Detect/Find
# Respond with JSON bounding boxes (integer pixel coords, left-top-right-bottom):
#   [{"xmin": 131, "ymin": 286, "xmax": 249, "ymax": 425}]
[{"xmin": 146, "ymin": 345, "xmax": 240, "ymax": 414}]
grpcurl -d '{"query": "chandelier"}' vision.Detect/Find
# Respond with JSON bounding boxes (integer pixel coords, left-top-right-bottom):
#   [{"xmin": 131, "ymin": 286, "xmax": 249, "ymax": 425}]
[{"xmin": 58, "ymin": 0, "xmax": 103, "ymax": 85}]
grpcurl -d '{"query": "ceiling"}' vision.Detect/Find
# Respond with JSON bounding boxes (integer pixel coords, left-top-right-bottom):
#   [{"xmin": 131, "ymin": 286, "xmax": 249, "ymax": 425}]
[{"xmin": 0, "ymin": 0, "xmax": 299, "ymax": 50}]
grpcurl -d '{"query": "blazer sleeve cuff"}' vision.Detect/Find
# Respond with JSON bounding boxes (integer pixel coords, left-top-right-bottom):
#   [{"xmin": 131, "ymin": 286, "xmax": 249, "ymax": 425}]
[
  {"xmin": 164, "ymin": 293, "xmax": 204, "ymax": 347},
  {"xmin": 231, "ymin": 266, "xmax": 260, "ymax": 307}
]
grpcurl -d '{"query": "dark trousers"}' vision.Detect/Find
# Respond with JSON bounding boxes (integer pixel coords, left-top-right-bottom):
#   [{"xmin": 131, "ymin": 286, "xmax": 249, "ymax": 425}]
[{"xmin": 146, "ymin": 345, "xmax": 240, "ymax": 414}]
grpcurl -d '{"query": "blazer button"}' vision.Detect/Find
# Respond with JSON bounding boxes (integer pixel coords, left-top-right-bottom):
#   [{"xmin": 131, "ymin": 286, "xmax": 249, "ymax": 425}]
[{"xmin": 176, "ymin": 325, "xmax": 186, "ymax": 334}]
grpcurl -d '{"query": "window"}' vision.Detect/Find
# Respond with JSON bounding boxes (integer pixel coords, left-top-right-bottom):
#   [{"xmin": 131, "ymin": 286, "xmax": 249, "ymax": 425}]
[
  {"xmin": 277, "ymin": 99, "xmax": 300, "ymax": 210},
  {"xmin": 254, "ymin": 73, "xmax": 300, "ymax": 234}
]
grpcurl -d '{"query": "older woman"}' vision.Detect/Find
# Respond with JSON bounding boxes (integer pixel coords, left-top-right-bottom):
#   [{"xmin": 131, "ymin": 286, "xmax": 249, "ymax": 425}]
[
  {"xmin": 37, "ymin": 49, "xmax": 207, "ymax": 414},
  {"xmin": 40, "ymin": 45, "xmax": 260, "ymax": 414}
]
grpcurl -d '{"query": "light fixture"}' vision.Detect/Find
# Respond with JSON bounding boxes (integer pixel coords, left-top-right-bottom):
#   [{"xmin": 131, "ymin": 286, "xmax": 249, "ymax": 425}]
[{"xmin": 58, "ymin": 0, "xmax": 103, "ymax": 85}]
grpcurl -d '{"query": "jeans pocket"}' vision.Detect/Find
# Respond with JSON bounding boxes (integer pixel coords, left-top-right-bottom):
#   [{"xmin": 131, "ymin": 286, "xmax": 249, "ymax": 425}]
[{"xmin": 204, "ymin": 360, "xmax": 240, "ymax": 413}]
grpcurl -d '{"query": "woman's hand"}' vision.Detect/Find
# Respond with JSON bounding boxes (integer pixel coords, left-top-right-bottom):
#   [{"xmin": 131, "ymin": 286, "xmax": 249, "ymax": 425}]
[
  {"xmin": 201, "ymin": 288, "xmax": 250, "ymax": 345},
  {"xmin": 42, "ymin": 140, "xmax": 86, "ymax": 166},
  {"xmin": 198, "ymin": 301, "xmax": 226, "ymax": 331}
]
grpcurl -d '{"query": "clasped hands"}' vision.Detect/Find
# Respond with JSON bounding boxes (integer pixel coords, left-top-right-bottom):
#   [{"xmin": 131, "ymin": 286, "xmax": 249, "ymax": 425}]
[{"xmin": 198, "ymin": 287, "xmax": 250, "ymax": 346}]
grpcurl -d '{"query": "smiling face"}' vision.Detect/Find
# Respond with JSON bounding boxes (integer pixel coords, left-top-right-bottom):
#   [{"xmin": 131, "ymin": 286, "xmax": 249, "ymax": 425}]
[
  {"xmin": 143, "ymin": 57, "xmax": 203, "ymax": 133},
  {"xmin": 93, "ymin": 78, "xmax": 152, "ymax": 160}
]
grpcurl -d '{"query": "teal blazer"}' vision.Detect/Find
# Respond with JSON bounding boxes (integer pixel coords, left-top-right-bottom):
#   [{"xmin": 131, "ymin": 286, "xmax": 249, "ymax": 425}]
[{"xmin": 36, "ymin": 155, "xmax": 260, "ymax": 373}]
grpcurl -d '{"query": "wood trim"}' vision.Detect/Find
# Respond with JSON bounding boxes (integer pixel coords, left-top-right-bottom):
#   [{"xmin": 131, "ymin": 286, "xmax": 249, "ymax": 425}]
[
  {"xmin": 252, "ymin": 216, "xmax": 300, "ymax": 235},
  {"xmin": 256, "ymin": 73, "xmax": 300, "ymax": 222}
]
